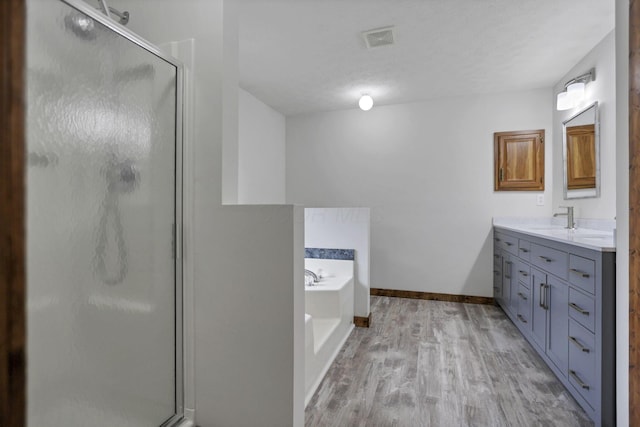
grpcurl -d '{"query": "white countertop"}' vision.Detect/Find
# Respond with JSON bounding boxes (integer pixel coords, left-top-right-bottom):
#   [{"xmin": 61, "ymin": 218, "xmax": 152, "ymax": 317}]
[{"xmin": 493, "ymin": 217, "xmax": 616, "ymax": 252}]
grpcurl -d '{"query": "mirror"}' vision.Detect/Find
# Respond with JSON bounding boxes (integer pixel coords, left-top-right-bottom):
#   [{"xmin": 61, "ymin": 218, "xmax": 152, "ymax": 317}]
[{"xmin": 562, "ymin": 101, "xmax": 599, "ymax": 199}]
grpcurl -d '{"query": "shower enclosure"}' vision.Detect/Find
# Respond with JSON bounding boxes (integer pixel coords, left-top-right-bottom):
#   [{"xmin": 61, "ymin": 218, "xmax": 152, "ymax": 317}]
[{"xmin": 26, "ymin": 0, "xmax": 184, "ymax": 425}]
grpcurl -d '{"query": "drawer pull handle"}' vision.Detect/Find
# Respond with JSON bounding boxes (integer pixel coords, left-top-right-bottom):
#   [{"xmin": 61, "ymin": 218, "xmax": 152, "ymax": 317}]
[
  {"xmin": 519, "ymin": 248, "xmax": 529, "ymax": 253},
  {"xmin": 569, "ymin": 302, "xmax": 589, "ymax": 315},
  {"xmin": 570, "ymin": 268, "xmax": 591, "ymax": 278},
  {"xmin": 495, "ymin": 238, "xmax": 501, "ymax": 242},
  {"xmin": 517, "ymin": 314, "xmax": 528, "ymax": 323},
  {"xmin": 518, "ymin": 292, "xmax": 527, "ymax": 300},
  {"xmin": 505, "ymin": 242, "xmax": 513, "ymax": 246},
  {"xmin": 569, "ymin": 336, "xmax": 590, "ymax": 353},
  {"xmin": 494, "ymin": 254, "xmax": 500, "ymax": 259},
  {"xmin": 569, "ymin": 370, "xmax": 590, "ymax": 390},
  {"xmin": 538, "ymin": 256, "xmax": 552, "ymax": 263},
  {"xmin": 505, "ymin": 261, "xmax": 513, "ymax": 265},
  {"xmin": 519, "ymin": 270, "xmax": 529, "ymax": 277}
]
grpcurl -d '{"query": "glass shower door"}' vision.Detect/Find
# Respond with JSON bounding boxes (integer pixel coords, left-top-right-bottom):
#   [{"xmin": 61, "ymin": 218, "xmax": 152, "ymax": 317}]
[{"xmin": 26, "ymin": 0, "xmax": 182, "ymax": 426}]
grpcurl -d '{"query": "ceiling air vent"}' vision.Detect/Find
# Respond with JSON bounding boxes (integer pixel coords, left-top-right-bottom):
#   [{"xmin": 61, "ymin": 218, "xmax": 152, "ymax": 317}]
[{"xmin": 362, "ymin": 26, "xmax": 395, "ymax": 49}]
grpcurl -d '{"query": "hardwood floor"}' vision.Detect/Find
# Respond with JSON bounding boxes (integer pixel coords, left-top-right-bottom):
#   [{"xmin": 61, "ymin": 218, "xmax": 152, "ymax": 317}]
[{"xmin": 305, "ymin": 296, "xmax": 593, "ymax": 427}]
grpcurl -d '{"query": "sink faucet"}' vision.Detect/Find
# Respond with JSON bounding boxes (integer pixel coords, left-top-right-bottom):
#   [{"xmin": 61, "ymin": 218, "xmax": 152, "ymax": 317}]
[
  {"xmin": 554, "ymin": 206, "xmax": 575, "ymax": 229},
  {"xmin": 305, "ymin": 269, "xmax": 318, "ymax": 285}
]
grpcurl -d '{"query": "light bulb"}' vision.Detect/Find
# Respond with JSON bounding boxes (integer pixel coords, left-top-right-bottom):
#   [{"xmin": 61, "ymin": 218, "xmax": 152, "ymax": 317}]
[
  {"xmin": 359, "ymin": 95, "xmax": 373, "ymax": 111},
  {"xmin": 567, "ymin": 82, "xmax": 585, "ymax": 103},
  {"xmin": 556, "ymin": 91, "xmax": 572, "ymax": 111}
]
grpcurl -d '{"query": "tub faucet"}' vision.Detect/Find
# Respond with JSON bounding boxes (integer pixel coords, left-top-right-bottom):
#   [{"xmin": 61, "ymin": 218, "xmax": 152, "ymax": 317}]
[
  {"xmin": 305, "ymin": 269, "xmax": 318, "ymax": 285},
  {"xmin": 554, "ymin": 206, "xmax": 575, "ymax": 229}
]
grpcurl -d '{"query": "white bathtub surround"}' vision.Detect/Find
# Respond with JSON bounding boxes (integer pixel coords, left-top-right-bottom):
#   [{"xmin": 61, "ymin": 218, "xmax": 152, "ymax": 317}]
[
  {"xmin": 492, "ymin": 217, "xmax": 615, "ymax": 251},
  {"xmin": 304, "ymin": 208, "xmax": 371, "ymax": 319},
  {"xmin": 304, "ymin": 258, "xmax": 354, "ymax": 406}
]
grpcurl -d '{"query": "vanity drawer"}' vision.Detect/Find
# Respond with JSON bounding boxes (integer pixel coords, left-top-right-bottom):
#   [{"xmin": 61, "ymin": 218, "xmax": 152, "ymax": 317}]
[
  {"xmin": 516, "ymin": 283, "xmax": 531, "ymax": 328},
  {"xmin": 518, "ymin": 239, "xmax": 531, "ymax": 261},
  {"xmin": 568, "ymin": 319, "xmax": 597, "ymax": 409},
  {"xmin": 500, "ymin": 234, "xmax": 519, "ymax": 255},
  {"xmin": 569, "ymin": 254, "xmax": 596, "ymax": 295},
  {"xmin": 569, "ymin": 288, "xmax": 596, "ymax": 333},
  {"xmin": 493, "ymin": 252, "xmax": 502, "ymax": 269},
  {"xmin": 531, "ymin": 243, "xmax": 568, "ymax": 280},
  {"xmin": 516, "ymin": 261, "xmax": 531, "ymax": 289}
]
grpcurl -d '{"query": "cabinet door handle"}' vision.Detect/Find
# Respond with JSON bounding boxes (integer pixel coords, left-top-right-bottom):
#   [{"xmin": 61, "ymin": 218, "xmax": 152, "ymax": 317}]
[
  {"xmin": 519, "ymin": 248, "xmax": 529, "ymax": 253},
  {"xmin": 519, "ymin": 270, "xmax": 529, "ymax": 277},
  {"xmin": 569, "ymin": 336, "xmax": 590, "ymax": 353},
  {"xmin": 539, "ymin": 283, "xmax": 545, "ymax": 308},
  {"xmin": 569, "ymin": 370, "xmax": 590, "ymax": 390},
  {"xmin": 518, "ymin": 292, "xmax": 527, "ymax": 300},
  {"xmin": 544, "ymin": 284, "xmax": 550, "ymax": 310},
  {"xmin": 569, "ymin": 302, "xmax": 589, "ymax": 315},
  {"xmin": 517, "ymin": 314, "xmax": 528, "ymax": 323},
  {"xmin": 570, "ymin": 268, "xmax": 590, "ymax": 278},
  {"xmin": 538, "ymin": 256, "xmax": 552, "ymax": 263}
]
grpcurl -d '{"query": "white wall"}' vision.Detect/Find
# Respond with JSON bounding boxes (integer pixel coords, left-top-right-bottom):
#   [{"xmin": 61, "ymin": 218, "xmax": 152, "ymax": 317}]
[
  {"xmin": 615, "ymin": 1, "xmax": 629, "ymax": 424},
  {"xmin": 552, "ymin": 31, "xmax": 616, "ymax": 219},
  {"xmin": 107, "ymin": 1, "xmax": 304, "ymax": 425},
  {"xmin": 305, "ymin": 208, "xmax": 370, "ymax": 317},
  {"xmin": 287, "ymin": 89, "xmax": 553, "ymax": 297},
  {"xmin": 238, "ymin": 88, "xmax": 286, "ymax": 204}
]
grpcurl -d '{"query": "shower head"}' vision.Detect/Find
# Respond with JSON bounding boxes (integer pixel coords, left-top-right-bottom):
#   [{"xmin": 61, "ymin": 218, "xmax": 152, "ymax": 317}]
[
  {"xmin": 64, "ymin": 12, "xmax": 97, "ymax": 40},
  {"xmin": 106, "ymin": 159, "xmax": 140, "ymax": 194}
]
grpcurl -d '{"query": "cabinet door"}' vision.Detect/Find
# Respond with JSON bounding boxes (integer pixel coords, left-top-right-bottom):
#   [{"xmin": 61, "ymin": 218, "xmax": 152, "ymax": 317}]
[
  {"xmin": 546, "ymin": 276, "xmax": 569, "ymax": 375},
  {"xmin": 494, "ymin": 129, "xmax": 545, "ymax": 191},
  {"xmin": 502, "ymin": 255, "xmax": 514, "ymax": 315},
  {"xmin": 530, "ymin": 268, "xmax": 547, "ymax": 352}
]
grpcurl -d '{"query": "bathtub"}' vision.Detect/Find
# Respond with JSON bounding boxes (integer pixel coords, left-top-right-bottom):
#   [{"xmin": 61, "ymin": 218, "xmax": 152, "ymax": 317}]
[{"xmin": 304, "ymin": 259, "xmax": 354, "ymax": 406}]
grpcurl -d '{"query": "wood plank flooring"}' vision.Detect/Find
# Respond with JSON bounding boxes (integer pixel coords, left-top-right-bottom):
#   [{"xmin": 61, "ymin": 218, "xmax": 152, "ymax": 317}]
[{"xmin": 305, "ymin": 296, "xmax": 593, "ymax": 427}]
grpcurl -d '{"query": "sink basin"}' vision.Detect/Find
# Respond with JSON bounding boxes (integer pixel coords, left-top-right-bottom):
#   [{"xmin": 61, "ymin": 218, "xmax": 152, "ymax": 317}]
[
  {"xmin": 575, "ymin": 235, "xmax": 609, "ymax": 241},
  {"xmin": 525, "ymin": 226, "xmax": 566, "ymax": 231}
]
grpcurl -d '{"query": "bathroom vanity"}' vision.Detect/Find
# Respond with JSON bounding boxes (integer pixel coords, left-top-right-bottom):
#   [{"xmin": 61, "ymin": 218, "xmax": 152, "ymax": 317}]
[{"xmin": 492, "ymin": 219, "xmax": 615, "ymax": 427}]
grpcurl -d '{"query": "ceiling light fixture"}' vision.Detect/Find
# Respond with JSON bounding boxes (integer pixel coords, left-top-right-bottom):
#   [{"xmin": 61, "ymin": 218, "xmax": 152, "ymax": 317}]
[
  {"xmin": 359, "ymin": 95, "xmax": 374, "ymax": 111},
  {"xmin": 556, "ymin": 68, "xmax": 595, "ymax": 111}
]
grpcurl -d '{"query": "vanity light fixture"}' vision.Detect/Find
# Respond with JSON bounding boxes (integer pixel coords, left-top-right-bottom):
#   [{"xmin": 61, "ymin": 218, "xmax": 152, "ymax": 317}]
[
  {"xmin": 358, "ymin": 94, "xmax": 374, "ymax": 111},
  {"xmin": 556, "ymin": 68, "xmax": 595, "ymax": 111}
]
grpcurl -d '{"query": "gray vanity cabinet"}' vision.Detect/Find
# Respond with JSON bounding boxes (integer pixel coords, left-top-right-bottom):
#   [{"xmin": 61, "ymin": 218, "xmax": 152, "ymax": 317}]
[
  {"xmin": 493, "ymin": 227, "xmax": 615, "ymax": 427},
  {"xmin": 530, "ymin": 267, "xmax": 547, "ymax": 352},
  {"xmin": 526, "ymin": 268, "xmax": 569, "ymax": 373}
]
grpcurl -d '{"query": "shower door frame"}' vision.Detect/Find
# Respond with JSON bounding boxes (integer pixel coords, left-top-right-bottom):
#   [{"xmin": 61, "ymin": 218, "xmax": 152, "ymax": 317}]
[{"xmin": 56, "ymin": 1, "xmax": 186, "ymax": 425}]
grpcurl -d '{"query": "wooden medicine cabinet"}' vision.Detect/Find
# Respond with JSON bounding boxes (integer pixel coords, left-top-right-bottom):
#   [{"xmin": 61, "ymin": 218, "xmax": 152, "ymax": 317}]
[{"xmin": 494, "ymin": 129, "xmax": 545, "ymax": 191}]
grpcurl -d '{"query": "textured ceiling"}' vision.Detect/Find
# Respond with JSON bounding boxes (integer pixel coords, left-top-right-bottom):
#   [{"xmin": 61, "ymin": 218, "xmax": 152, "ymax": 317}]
[{"xmin": 238, "ymin": 0, "xmax": 614, "ymax": 116}]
